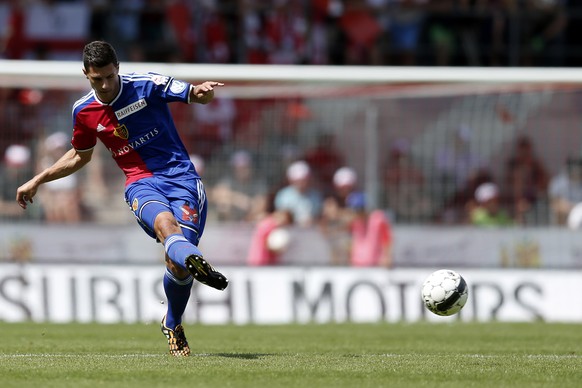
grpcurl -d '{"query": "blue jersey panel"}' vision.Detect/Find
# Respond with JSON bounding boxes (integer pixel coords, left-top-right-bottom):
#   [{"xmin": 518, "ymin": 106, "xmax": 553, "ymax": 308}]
[{"xmin": 113, "ymin": 73, "xmax": 198, "ymax": 179}]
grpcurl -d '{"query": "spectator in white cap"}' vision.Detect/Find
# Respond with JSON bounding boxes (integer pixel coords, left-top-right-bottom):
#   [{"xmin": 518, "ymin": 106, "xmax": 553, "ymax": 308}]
[
  {"xmin": 0, "ymin": 144, "xmax": 41, "ymax": 221},
  {"xmin": 549, "ymin": 157, "xmax": 582, "ymax": 226},
  {"xmin": 5, "ymin": 144, "xmax": 31, "ymax": 167},
  {"xmin": 286, "ymin": 160, "xmax": 310, "ymax": 182},
  {"xmin": 332, "ymin": 166, "xmax": 358, "ymax": 206},
  {"xmin": 319, "ymin": 166, "xmax": 360, "ymax": 265},
  {"xmin": 274, "ymin": 160, "xmax": 323, "ymax": 227},
  {"xmin": 469, "ymin": 182, "xmax": 513, "ymax": 226},
  {"xmin": 475, "ymin": 182, "xmax": 498, "ymax": 203}
]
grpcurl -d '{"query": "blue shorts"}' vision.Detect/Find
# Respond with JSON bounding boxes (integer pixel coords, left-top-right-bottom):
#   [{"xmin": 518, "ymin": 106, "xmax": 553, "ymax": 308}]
[{"xmin": 124, "ymin": 176, "xmax": 207, "ymax": 245}]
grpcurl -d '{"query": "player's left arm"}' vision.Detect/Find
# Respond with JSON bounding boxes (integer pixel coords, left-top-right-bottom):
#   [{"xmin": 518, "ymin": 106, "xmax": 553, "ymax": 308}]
[
  {"xmin": 16, "ymin": 148, "xmax": 92, "ymax": 209},
  {"xmin": 189, "ymin": 81, "xmax": 224, "ymax": 104}
]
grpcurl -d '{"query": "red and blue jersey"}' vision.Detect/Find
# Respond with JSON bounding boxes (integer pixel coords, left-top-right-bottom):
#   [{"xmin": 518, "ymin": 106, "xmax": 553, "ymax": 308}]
[{"xmin": 71, "ymin": 72, "xmax": 199, "ymax": 185}]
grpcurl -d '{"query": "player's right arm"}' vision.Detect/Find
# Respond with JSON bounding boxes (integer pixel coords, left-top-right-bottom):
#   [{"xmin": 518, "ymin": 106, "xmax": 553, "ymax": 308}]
[{"xmin": 16, "ymin": 148, "xmax": 93, "ymax": 209}]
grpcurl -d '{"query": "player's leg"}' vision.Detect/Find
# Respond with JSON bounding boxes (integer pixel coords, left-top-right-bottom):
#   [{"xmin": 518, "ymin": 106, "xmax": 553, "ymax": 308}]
[
  {"xmin": 128, "ymin": 199, "xmax": 202, "ymax": 326},
  {"xmin": 160, "ymin": 178, "xmax": 228, "ymax": 290},
  {"xmin": 162, "ymin": 252, "xmax": 192, "ymax": 327},
  {"xmin": 126, "ymin": 177, "xmax": 228, "ymax": 289},
  {"xmin": 124, "ymin": 179, "xmax": 199, "ymax": 356},
  {"xmin": 154, "ymin": 209, "xmax": 227, "ymax": 290},
  {"xmin": 160, "ymin": 254, "xmax": 192, "ymax": 356}
]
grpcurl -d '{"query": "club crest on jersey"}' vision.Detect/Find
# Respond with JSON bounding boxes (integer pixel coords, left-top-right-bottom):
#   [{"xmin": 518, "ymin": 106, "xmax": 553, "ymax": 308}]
[
  {"xmin": 170, "ymin": 80, "xmax": 187, "ymax": 94},
  {"xmin": 113, "ymin": 124, "xmax": 129, "ymax": 140},
  {"xmin": 132, "ymin": 198, "xmax": 139, "ymax": 212},
  {"xmin": 180, "ymin": 202, "xmax": 199, "ymax": 223}
]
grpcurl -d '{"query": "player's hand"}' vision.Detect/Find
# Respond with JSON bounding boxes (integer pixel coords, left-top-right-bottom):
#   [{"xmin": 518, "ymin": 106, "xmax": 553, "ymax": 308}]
[
  {"xmin": 195, "ymin": 81, "xmax": 224, "ymax": 94},
  {"xmin": 192, "ymin": 81, "xmax": 224, "ymax": 104},
  {"xmin": 16, "ymin": 180, "xmax": 39, "ymax": 209}
]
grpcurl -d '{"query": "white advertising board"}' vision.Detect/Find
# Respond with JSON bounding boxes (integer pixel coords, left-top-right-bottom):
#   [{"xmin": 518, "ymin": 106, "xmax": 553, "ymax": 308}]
[{"xmin": 0, "ymin": 265, "xmax": 580, "ymax": 324}]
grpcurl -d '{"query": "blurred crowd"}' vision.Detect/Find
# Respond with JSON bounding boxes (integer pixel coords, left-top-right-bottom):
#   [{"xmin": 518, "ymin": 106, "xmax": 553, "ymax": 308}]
[
  {"xmin": 4, "ymin": 116, "xmax": 582, "ymax": 265},
  {"xmin": 0, "ymin": 0, "xmax": 576, "ymax": 67},
  {"xmin": 1, "ymin": 77, "xmax": 580, "ymax": 225}
]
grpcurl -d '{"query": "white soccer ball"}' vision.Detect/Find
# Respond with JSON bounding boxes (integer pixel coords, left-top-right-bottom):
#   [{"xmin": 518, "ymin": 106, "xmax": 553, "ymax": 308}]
[{"xmin": 421, "ymin": 269, "xmax": 468, "ymax": 316}]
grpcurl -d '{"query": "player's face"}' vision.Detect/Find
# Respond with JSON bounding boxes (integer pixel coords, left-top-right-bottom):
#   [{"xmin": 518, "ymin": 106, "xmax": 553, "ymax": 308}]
[{"xmin": 83, "ymin": 63, "xmax": 120, "ymax": 104}]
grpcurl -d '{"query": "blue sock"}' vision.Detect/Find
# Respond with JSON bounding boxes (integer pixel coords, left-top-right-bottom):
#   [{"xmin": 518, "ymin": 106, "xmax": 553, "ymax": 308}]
[
  {"xmin": 164, "ymin": 234, "xmax": 204, "ymax": 269},
  {"xmin": 163, "ymin": 269, "xmax": 193, "ymax": 330}
]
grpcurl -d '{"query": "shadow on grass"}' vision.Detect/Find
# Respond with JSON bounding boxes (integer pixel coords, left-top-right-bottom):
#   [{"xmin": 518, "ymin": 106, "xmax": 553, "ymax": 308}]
[{"xmin": 214, "ymin": 353, "xmax": 273, "ymax": 360}]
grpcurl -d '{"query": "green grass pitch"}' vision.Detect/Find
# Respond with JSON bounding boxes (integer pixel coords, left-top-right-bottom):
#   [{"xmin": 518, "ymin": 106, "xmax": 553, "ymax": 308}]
[{"xmin": 1, "ymin": 322, "xmax": 581, "ymax": 388}]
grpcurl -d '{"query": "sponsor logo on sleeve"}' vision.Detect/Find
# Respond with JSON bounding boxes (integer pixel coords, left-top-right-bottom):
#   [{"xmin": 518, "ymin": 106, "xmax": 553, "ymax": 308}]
[{"xmin": 151, "ymin": 75, "xmax": 169, "ymax": 85}]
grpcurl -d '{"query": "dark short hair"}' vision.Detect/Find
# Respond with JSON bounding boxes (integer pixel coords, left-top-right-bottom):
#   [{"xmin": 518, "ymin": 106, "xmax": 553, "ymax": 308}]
[{"xmin": 83, "ymin": 41, "xmax": 119, "ymax": 70}]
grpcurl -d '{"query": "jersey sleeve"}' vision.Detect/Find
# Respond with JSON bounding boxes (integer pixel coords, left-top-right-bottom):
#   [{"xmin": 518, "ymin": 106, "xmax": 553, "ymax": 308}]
[
  {"xmin": 71, "ymin": 110, "xmax": 97, "ymax": 151},
  {"xmin": 146, "ymin": 73, "xmax": 191, "ymax": 103}
]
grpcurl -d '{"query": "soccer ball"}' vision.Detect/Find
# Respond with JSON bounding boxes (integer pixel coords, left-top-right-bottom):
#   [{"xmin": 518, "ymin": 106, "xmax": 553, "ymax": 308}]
[{"xmin": 421, "ymin": 269, "xmax": 468, "ymax": 316}]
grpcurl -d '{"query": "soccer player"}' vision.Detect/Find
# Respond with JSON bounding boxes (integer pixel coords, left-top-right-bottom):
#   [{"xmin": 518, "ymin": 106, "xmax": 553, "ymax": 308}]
[{"xmin": 15, "ymin": 41, "xmax": 228, "ymax": 357}]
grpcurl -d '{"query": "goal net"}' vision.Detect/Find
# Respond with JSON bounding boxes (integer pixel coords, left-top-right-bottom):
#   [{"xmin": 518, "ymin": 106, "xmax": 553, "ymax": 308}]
[{"xmin": 1, "ymin": 61, "xmax": 581, "ymax": 228}]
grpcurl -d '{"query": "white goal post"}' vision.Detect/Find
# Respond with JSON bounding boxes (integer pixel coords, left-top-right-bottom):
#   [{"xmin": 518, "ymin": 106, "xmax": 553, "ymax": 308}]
[{"xmin": 0, "ymin": 60, "xmax": 582, "ymax": 91}]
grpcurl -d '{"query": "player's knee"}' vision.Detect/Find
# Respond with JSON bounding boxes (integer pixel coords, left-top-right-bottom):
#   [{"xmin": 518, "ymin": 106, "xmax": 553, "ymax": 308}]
[{"xmin": 154, "ymin": 212, "xmax": 181, "ymax": 242}]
